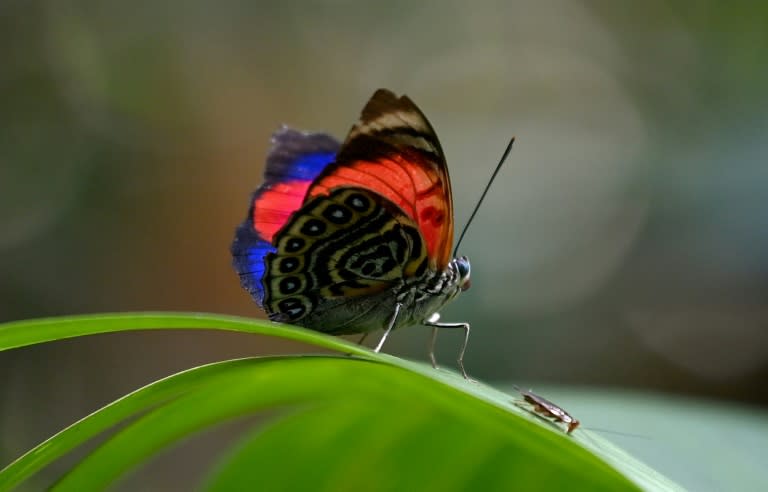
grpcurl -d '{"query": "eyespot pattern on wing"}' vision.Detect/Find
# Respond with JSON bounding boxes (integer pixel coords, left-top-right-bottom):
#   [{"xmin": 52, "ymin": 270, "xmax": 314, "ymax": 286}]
[{"xmin": 262, "ymin": 187, "xmax": 428, "ymax": 323}]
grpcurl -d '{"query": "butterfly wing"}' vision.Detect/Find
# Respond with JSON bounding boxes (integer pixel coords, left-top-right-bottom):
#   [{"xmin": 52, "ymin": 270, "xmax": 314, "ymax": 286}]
[
  {"xmin": 307, "ymin": 89, "xmax": 455, "ymax": 270},
  {"xmin": 261, "ymin": 187, "xmax": 428, "ymax": 333},
  {"xmin": 231, "ymin": 127, "xmax": 340, "ymax": 306},
  {"xmin": 234, "ymin": 90, "xmax": 455, "ymax": 334}
]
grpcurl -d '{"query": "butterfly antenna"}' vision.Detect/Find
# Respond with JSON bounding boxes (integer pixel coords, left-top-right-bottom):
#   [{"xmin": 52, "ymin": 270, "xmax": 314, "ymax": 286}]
[{"xmin": 453, "ymin": 137, "xmax": 515, "ymax": 257}]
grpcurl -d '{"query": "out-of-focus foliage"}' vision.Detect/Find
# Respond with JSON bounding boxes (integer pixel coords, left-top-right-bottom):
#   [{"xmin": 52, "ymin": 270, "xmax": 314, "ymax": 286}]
[{"xmin": 0, "ymin": 313, "xmax": 675, "ymax": 491}]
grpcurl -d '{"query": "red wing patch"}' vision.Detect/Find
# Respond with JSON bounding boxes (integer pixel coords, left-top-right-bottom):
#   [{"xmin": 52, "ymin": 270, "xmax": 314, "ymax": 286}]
[{"xmin": 307, "ymin": 90, "xmax": 454, "ymax": 269}]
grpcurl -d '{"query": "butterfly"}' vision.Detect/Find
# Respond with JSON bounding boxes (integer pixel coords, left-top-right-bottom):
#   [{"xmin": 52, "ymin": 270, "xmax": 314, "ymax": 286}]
[{"xmin": 231, "ymin": 89, "xmax": 473, "ymax": 378}]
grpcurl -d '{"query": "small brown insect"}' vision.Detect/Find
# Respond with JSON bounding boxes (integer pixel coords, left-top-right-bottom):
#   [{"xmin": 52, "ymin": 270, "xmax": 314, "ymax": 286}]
[{"xmin": 513, "ymin": 385, "xmax": 580, "ymax": 434}]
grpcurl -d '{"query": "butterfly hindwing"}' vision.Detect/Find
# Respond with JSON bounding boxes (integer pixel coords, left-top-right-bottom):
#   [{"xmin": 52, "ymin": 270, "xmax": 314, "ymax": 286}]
[
  {"xmin": 231, "ymin": 127, "xmax": 340, "ymax": 306},
  {"xmin": 307, "ymin": 89, "xmax": 455, "ymax": 270},
  {"xmin": 262, "ymin": 187, "xmax": 428, "ymax": 331}
]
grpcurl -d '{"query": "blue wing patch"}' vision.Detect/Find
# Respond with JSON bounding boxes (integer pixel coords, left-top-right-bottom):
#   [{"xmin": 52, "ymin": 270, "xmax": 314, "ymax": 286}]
[
  {"xmin": 263, "ymin": 126, "xmax": 340, "ymax": 184},
  {"xmin": 231, "ymin": 225, "xmax": 275, "ymax": 306}
]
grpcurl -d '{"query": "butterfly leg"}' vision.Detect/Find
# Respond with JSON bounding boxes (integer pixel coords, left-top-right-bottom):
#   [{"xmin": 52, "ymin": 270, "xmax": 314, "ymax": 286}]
[
  {"xmin": 423, "ymin": 314, "xmax": 472, "ymax": 380},
  {"xmin": 373, "ymin": 302, "xmax": 403, "ymax": 353},
  {"xmin": 343, "ymin": 332, "xmax": 371, "ymax": 357},
  {"xmin": 428, "ymin": 326, "xmax": 439, "ymax": 369}
]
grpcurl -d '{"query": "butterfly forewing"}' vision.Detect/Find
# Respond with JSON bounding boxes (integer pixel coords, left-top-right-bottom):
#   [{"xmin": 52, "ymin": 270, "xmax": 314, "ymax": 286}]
[{"xmin": 307, "ymin": 89, "xmax": 454, "ymax": 270}]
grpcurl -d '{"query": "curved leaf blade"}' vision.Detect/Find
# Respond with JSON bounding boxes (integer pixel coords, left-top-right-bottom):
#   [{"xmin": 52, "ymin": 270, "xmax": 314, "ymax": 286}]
[
  {"xmin": 0, "ymin": 312, "xmax": 361, "ymax": 355},
  {"xmin": 0, "ymin": 358, "xmax": 275, "ymax": 491},
  {"xmin": 52, "ymin": 357, "xmax": 637, "ymax": 492},
  {"xmin": 0, "ymin": 313, "xmax": 684, "ymax": 491}
]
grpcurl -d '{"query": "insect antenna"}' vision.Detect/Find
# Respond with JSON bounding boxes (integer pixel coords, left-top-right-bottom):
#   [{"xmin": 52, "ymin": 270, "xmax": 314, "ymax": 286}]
[
  {"xmin": 582, "ymin": 427, "xmax": 650, "ymax": 439},
  {"xmin": 453, "ymin": 137, "xmax": 515, "ymax": 257}
]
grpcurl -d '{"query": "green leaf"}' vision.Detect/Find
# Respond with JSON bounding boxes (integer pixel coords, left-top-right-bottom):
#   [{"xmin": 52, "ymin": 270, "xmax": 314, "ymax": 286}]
[
  {"xmin": 0, "ymin": 357, "xmax": 277, "ymax": 491},
  {"xmin": 531, "ymin": 387, "xmax": 768, "ymax": 491},
  {"xmin": 0, "ymin": 312, "xmax": 361, "ymax": 355},
  {"xmin": 0, "ymin": 313, "xmax": 683, "ymax": 491}
]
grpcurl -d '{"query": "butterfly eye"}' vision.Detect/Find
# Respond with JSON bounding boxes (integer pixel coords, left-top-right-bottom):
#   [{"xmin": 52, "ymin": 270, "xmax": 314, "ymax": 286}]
[{"xmin": 456, "ymin": 256, "xmax": 471, "ymax": 291}]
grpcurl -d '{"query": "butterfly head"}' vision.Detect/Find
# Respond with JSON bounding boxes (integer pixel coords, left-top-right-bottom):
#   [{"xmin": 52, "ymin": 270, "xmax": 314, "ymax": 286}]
[{"xmin": 453, "ymin": 256, "xmax": 471, "ymax": 292}]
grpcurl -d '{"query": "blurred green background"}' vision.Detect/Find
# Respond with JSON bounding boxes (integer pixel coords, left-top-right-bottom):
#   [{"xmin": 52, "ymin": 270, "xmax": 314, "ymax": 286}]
[{"xmin": 2, "ymin": 0, "xmax": 767, "ymax": 489}]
